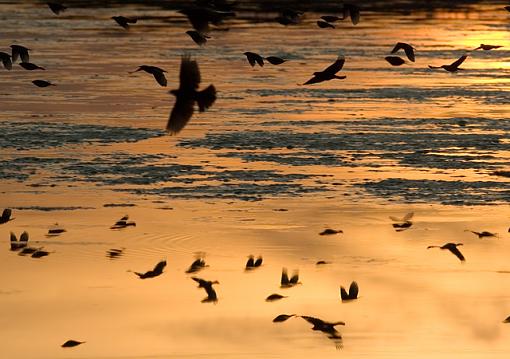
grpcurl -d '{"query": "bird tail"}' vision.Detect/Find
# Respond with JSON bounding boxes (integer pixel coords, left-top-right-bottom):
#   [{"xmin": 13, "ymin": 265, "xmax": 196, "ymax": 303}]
[{"xmin": 197, "ymin": 85, "xmax": 216, "ymax": 112}]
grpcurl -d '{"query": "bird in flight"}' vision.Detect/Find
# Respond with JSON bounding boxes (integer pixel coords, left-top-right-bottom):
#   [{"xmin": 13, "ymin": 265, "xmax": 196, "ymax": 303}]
[
  {"xmin": 192, "ymin": 277, "xmax": 219, "ymax": 303},
  {"xmin": 265, "ymin": 56, "xmax": 286, "ymax": 65},
  {"xmin": 391, "ymin": 42, "xmax": 415, "ymax": 62},
  {"xmin": 10, "ymin": 45, "xmax": 30, "ymax": 63},
  {"xmin": 186, "ymin": 30, "xmax": 210, "ymax": 46},
  {"xmin": 266, "ymin": 293, "xmax": 287, "ymax": 302},
  {"xmin": 19, "ymin": 62, "xmax": 45, "ymax": 70},
  {"xmin": 244, "ymin": 52, "xmax": 264, "ymax": 67},
  {"xmin": 343, "ymin": 4, "xmax": 360, "ymax": 25},
  {"xmin": 61, "ymin": 339, "xmax": 85, "ymax": 348},
  {"xmin": 280, "ymin": 267, "xmax": 300, "ymax": 288},
  {"xmin": 466, "ymin": 230, "xmax": 497, "ymax": 238},
  {"xmin": 112, "ymin": 16, "xmax": 137, "ymax": 29},
  {"xmin": 166, "ymin": 55, "xmax": 216, "ymax": 135},
  {"xmin": 428, "ymin": 54, "xmax": 468, "ymax": 72},
  {"xmin": 186, "ymin": 257, "xmax": 208, "ymax": 273},
  {"xmin": 133, "ymin": 260, "xmax": 167, "ymax": 279},
  {"xmin": 0, "ymin": 208, "xmax": 14, "ymax": 224},
  {"xmin": 303, "ymin": 55, "xmax": 346, "ymax": 85},
  {"xmin": 130, "ymin": 65, "xmax": 168, "ymax": 87},
  {"xmin": 317, "ymin": 20, "xmax": 335, "ymax": 29},
  {"xmin": 10, "ymin": 231, "xmax": 29, "ymax": 251},
  {"xmin": 473, "ymin": 44, "xmax": 503, "ymax": 51},
  {"xmin": 245, "ymin": 255, "xmax": 263, "ymax": 270},
  {"xmin": 385, "ymin": 56, "xmax": 406, "ymax": 66},
  {"xmin": 300, "ymin": 315, "xmax": 345, "ymax": 348},
  {"xmin": 32, "ymin": 80, "xmax": 56, "ymax": 87},
  {"xmin": 0, "ymin": 52, "xmax": 12, "ymax": 70},
  {"xmin": 340, "ymin": 281, "xmax": 359, "ymax": 301},
  {"xmin": 390, "ymin": 212, "xmax": 414, "ymax": 231},
  {"xmin": 110, "ymin": 215, "xmax": 136, "ymax": 229},
  {"xmin": 320, "ymin": 15, "xmax": 343, "ymax": 23},
  {"xmin": 427, "ymin": 243, "xmax": 465, "ymax": 262},
  {"xmin": 47, "ymin": 2, "xmax": 67, "ymax": 15},
  {"xmin": 319, "ymin": 228, "xmax": 343, "ymax": 235}
]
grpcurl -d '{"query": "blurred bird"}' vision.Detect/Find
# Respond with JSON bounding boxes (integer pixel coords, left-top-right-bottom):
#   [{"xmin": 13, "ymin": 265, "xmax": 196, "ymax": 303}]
[
  {"xmin": 10, "ymin": 231, "xmax": 28, "ymax": 251},
  {"xmin": 300, "ymin": 315, "xmax": 345, "ymax": 347},
  {"xmin": 265, "ymin": 56, "xmax": 286, "ymax": 65},
  {"xmin": 506, "ymin": 6, "xmax": 510, "ymax": 12},
  {"xmin": 273, "ymin": 314, "xmax": 296, "ymax": 322},
  {"xmin": 0, "ymin": 52, "xmax": 12, "ymax": 70},
  {"xmin": 275, "ymin": 9, "xmax": 303, "ymax": 26},
  {"xmin": 130, "ymin": 65, "xmax": 167, "ymax": 87},
  {"xmin": 317, "ymin": 20, "xmax": 335, "ymax": 29},
  {"xmin": 503, "ymin": 315, "xmax": 510, "ymax": 323},
  {"xmin": 343, "ymin": 3, "xmax": 360, "ymax": 25},
  {"xmin": 266, "ymin": 293, "xmax": 287, "ymax": 302},
  {"xmin": 245, "ymin": 255, "xmax": 263, "ymax": 269},
  {"xmin": 133, "ymin": 260, "xmax": 167, "ymax": 279},
  {"xmin": 18, "ymin": 247, "xmax": 41, "ymax": 256},
  {"xmin": 390, "ymin": 212, "xmax": 413, "ymax": 231},
  {"xmin": 466, "ymin": 230, "xmax": 496, "ymax": 238},
  {"xmin": 32, "ymin": 80, "xmax": 55, "ymax": 87},
  {"xmin": 112, "ymin": 16, "xmax": 137, "ymax": 29},
  {"xmin": 319, "ymin": 228, "xmax": 342, "ymax": 235},
  {"xmin": 61, "ymin": 340, "xmax": 85, "ymax": 348},
  {"xmin": 166, "ymin": 55, "xmax": 216, "ymax": 135},
  {"xmin": 186, "ymin": 30, "xmax": 210, "ymax": 46},
  {"xmin": 244, "ymin": 52, "xmax": 264, "ymax": 67},
  {"xmin": 0, "ymin": 208, "xmax": 14, "ymax": 224},
  {"xmin": 10, "ymin": 45, "xmax": 30, "ymax": 63},
  {"xmin": 385, "ymin": 56, "xmax": 406, "ymax": 66},
  {"xmin": 192, "ymin": 277, "xmax": 219, "ymax": 302},
  {"xmin": 19, "ymin": 62, "xmax": 45, "ymax": 70},
  {"xmin": 427, "ymin": 243, "xmax": 465, "ymax": 262},
  {"xmin": 47, "ymin": 2, "xmax": 67, "ymax": 15},
  {"xmin": 340, "ymin": 281, "xmax": 359, "ymax": 301},
  {"xmin": 303, "ymin": 55, "xmax": 346, "ymax": 85},
  {"xmin": 473, "ymin": 44, "xmax": 502, "ymax": 51},
  {"xmin": 106, "ymin": 248, "xmax": 124, "ymax": 259},
  {"xmin": 316, "ymin": 260, "xmax": 330, "ymax": 265},
  {"xmin": 110, "ymin": 215, "xmax": 136, "ymax": 229},
  {"xmin": 428, "ymin": 54, "xmax": 468, "ymax": 72},
  {"xmin": 320, "ymin": 15, "xmax": 343, "ymax": 23},
  {"xmin": 391, "ymin": 42, "xmax": 415, "ymax": 62},
  {"xmin": 186, "ymin": 257, "xmax": 208, "ymax": 273},
  {"xmin": 280, "ymin": 267, "xmax": 300, "ymax": 288},
  {"xmin": 47, "ymin": 223, "xmax": 65, "ymax": 235},
  {"xmin": 179, "ymin": 6, "xmax": 235, "ymax": 33},
  {"xmin": 31, "ymin": 250, "xmax": 50, "ymax": 258}
]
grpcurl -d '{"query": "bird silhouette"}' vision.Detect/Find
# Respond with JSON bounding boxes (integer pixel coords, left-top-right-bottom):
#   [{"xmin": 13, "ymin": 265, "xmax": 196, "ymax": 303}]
[
  {"xmin": 390, "ymin": 212, "xmax": 414, "ymax": 231},
  {"xmin": 280, "ymin": 267, "xmax": 300, "ymax": 288},
  {"xmin": 428, "ymin": 54, "xmax": 468, "ymax": 72},
  {"xmin": 192, "ymin": 277, "xmax": 219, "ymax": 302},
  {"xmin": 166, "ymin": 55, "xmax": 216, "ymax": 135},
  {"xmin": 473, "ymin": 44, "xmax": 502, "ymax": 51},
  {"xmin": 340, "ymin": 281, "xmax": 359, "ymax": 301},
  {"xmin": 273, "ymin": 313, "xmax": 296, "ymax": 322},
  {"xmin": 10, "ymin": 45, "xmax": 30, "ymax": 63},
  {"xmin": 0, "ymin": 52, "xmax": 12, "ymax": 70},
  {"xmin": 19, "ymin": 62, "xmax": 45, "ymax": 70},
  {"xmin": 245, "ymin": 255, "xmax": 263, "ymax": 269},
  {"xmin": 18, "ymin": 246, "xmax": 41, "ymax": 256},
  {"xmin": 244, "ymin": 52, "xmax": 264, "ymax": 67},
  {"xmin": 316, "ymin": 260, "xmax": 330, "ymax": 265},
  {"xmin": 317, "ymin": 20, "xmax": 335, "ymax": 29},
  {"xmin": 427, "ymin": 243, "xmax": 465, "ymax": 262},
  {"xmin": 343, "ymin": 3, "xmax": 360, "ymax": 25},
  {"xmin": 47, "ymin": 2, "xmax": 67, "ymax": 15},
  {"xmin": 266, "ymin": 293, "xmax": 287, "ymax": 302},
  {"xmin": 385, "ymin": 56, "xmax": 406, "ymax": 66},
  {"xmin": 303, "ymin": 55, "xmax": 346, "ymax": 85},
  {"xmin": 265, "ymin": 56, "xmax": 286, "ymax": 65},
  {"xmin": 106, "ymin": 248, "xmax": 124, "ymax": 259},
  {"xmin": 300, "ymin": 315, "xmax": 345, "ymax": 347},
  {"xmin": 319, "ymin": 228, "xmax": 343, "ymax": 235},
  {"xmin": 320, "ymin": 15, "xmax": 343, "ymax": 23},
  {"xmin": 186, "ymin": 257, "xmax": 208, "ymax": 273},
  {"xmin": 112, "ymin": 16, "xmax": 137, "ymax": 29},
  {"xmin": 110, "ymin": 215, "xmax": 136, "ymax": 229},
  {"xmin": 31, "ymin": 249, "xmax": 51, "ymax": 258},
  {"xmin": 61, "ymin": 340, "xmax": 85, "ymax": 348},
  {"xmin": 0, "ymin": 209, "xmax": 14, "ymax": 224},
  {"xmin": 466, "ymin": 230, "xmax": 496, "ymax": 239},
  {"xmin": 33, "ymin": 80, "xmax": 56, "ymax": 87},
  {"xmin": 186, "ymin": 30, "xmax": 210, "ymax": 46},
  {"xmin": 391, "ymin": 42, "xmax": 415, "ymax": 62},
  {"xmin": 179, "ymin": 6, "xmax": 235, "ymax": 33},
  {"xmin": 10, "ymin": 231, "xmax": 29, "ymax": 251},
  {"xmin": 130, "ymin": 65, "xmax": 167, "ymax": 87},
  {"xmin": 47, "ymin": 223, "xmax": 66, "ymax": 235},
  {"xmin": 133, "ymin": 260, "xmax": 167, "ymax": 279}
]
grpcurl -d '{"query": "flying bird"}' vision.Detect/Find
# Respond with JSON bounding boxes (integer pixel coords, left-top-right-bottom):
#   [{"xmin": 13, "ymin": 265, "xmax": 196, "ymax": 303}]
[
  {"xmin": 466, "ymin": 230, "xmax": 496, "ymax": 238},
  {"xmin": 340, "ymin": 281, "xmax": 359, "ymax": 301},
  {"xmin": 186, "ymin": 257, "xmax": 208, "ymax": 273},
  {"xmin": 317, "ymin": 20, "xmax": 335, "ymax": 29},
  {"xmin": 265, "ymin": 56, "xmax": 286, "ymax": 65},
  {"xmin": 473, "ymin": 44, "xmax": 502, "ymax": 51},
  {"xmin": 179, "ymin": 6, "xmax": 235, "ymax": 33},
  {"xmin": 319, "ymin": 228, "xmax": 343, "ymax": 235},
  {"xmin": 385, "ymin": 56, "xmax": 406, "ymax": 66},
  {"xmin": 61, "ymin": 340, "xmax": 85, "ymax": 348},
  {"xmin": 300, "ymin": 315, "xmax": 345, "ymax": 347},
  {"xmin": 428, "ymin": 54, "xmax": 468, "ymax": 72},
  {"xmin": 130, "ymin": 65, "xmax": 167, "ymax": 87},
  {"xmin": 390, "ymin": 212, "xmax": 414, "ymax": 231},
  {"xmin": 47, "ymin": 223, "xmax": 66, "ymax": 235},
  {"xmin": 47, "ymin": 2, "xmax": 67, "ymax": 15},
  {"xmin": 0, "ymin": 52, "xmax": 12, "ymax": 70},
  {"xmin": 503, "ymin": 316, "xmax": 510, "ymax": 323},
  {"xmin": 303, "ymin": 55, "xmax": 346, "ymax": 85},
  {"xmin": 391, "ymin": 42, "xmax": 415, "ymax": 62},
  {"xmin": 31, "ymin": 249, "xmax": 51, "ymax": 258},
  {"xmin": 133, "ymin": 260, "xmax": 167, "ymax": 279},
  {"xmin": 244, "ymin": 52, "xmax": 264, "ymax": 67},
  {"xmin": 427, "ymin": 243, "xmax": 465, "ymax": 262},
  {"xmin": 106, "ymin": 248, "xmax": 124, "ymax": 259},
  {"xmin": 112, "ymin": 16, "xmax": 137, "ymax": 29},
  {"xmin": 245, "ymin": 255, "xmax": 263, "ymax": 269},
  {"xmin": 280, "ymin": 267, "xmax": 300, "ymax": 288},
  {"xmin": 343, "ymin": 3, "xmax": 360, "ymax": 25},
  {"xmin": 32, "ymin": 80, "xmax": 56, "ymax": 87},
  {"xmin": 273, "ymin": 314, "xmax": 296, "ymax": 322},
  {"xmin": 19, "ymin": 62, "xmax": 45, "ymax": 70},
  {"xmin": 110, "ymin": 215, "xmax": 136, "ymax": 229},
  {"xmin": 186, "ymin": 30, "xmax": 210, "ymax": 46},
  {"xmin": 266, "ymin": 293, "xmax": 287, "ymax": 302},
  {"xmin": 505, "ymin": 6, "xmax": 510, "ymax": 12},
  {"xmin": 10, "ymin": 231, "xmax": 29, "ymax": 251},
  {"xmin": 10, "ymin": 45, "xmax": 30, "ymax": 63},
  {"xmin": 0, "ymin": 208, "xmax": 14, "ymax": 224},
  {"xmin": 166, "ymin": 55, "xmax": 216, "ymax": 135},
  {"xmin": 316, "ymin": 260, "xmax": 330, "ymax": 265},
  {"xmin": 192, "ymin": 277, "xmax": 219, "ymax": 302},
  {"xmin": 320, "ymin": 15, "xmax": 343, "ymax": 23}
]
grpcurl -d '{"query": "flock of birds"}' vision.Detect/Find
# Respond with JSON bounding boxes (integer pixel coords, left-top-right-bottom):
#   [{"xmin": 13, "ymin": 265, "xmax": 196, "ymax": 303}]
[{"xmin": 3, "ymin": 207, "xmax": 510, "ymax": 349}]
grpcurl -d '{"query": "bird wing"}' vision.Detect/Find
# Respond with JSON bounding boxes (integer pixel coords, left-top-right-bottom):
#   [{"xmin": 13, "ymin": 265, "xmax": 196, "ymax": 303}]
[
  {"xmin": 245, "ymin": 256, "xmax": 254, "ymax": 268},
  {"xmin": 186, "ymin": 13, "xmax": 210, "ymax": 33},
  {"xmin": 301, "ymin": 315, "xmax": 324, "ymax": 327},
  {"xmin": 254, "ymin": 257, "xmax": 263, "ymax": 267},
  {"xmin": 404, "ymin": 46, "xmax": 415, "ymax": 62},
  {"xmin": 303, "ymin": 74, "xmax": 322, "ymax": 85},
  {"xmin": 20, "ymin": 231, "xmax": 29, "ymax": 242},
  {"xmin": 403, "ymin": 212, "xmax": 414, "ymax": 221},
  {"xmin": 340, "ymin": 286, "xmax": 349, "ymax": 300},
  {"xmin": 344, "ymin": 4, "xmax": 360, "ymax": 25},
  {"xmin": 179, "ymin": 56, "xmax": 201, "ymax": 91},
  {"xmin": 167, "ymin": 95, "xmax": 195, "ymax": 134},
  {"xmin": 152, "ymin": 71, "xmax": 167, "ymax": 87},
  {"xmin": 322, "ymin": 56, "xmax": 345, "ymax": 76},
  {"xmin": 449, "ymin": 54, "xmax": 467, "ymax": 68},
  {"xmin": 10, "ymin": 232, "xmax": 17, "ymax": 242},
  {"xmin": 2, "ymin": 208, "xmax": 11, "ymax": 221},
  {"xmin": 281, "ymin": 268, "xmax": 289, "ymax": 285},
  {"xmin": 1, "ymin": 55, "xmax": 12, "ymax": 70},
  {"xmin": 289, "ymin": 271, "xmax": 299, "ymax": 284},
  {"xmin": 348, "ymin": 281, "xmax": 359, "ymax": 299},
  {"xmin": 204, "ymin": 285, "xmax": 217, "ymax": 300},
  {"xmin": 273, "ymin": 314, "xmax": 294, "ymax": 322},
  {"xmin": 391, "ymin": 42, "xmax": 405, "ymax": 54},
  {"xmin": 449, "ymin": 246, "xmax": 465, "ymax": 261},
  {"xmin": 153, "ymin": 260, "xmax": 167, "ymax": 272},
  {"xmin": 196, "ymin": 84, "xmax": 216, "ymax": 112},
  {"xmin": 192, "ymin": 277, "xmax": 205, "ymax": 286}
]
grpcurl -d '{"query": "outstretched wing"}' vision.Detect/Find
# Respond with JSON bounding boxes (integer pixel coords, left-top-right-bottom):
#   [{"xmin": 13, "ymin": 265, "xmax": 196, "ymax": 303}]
[
  {"xmin": 449, "ymin": 54, "xmax": 467, "ymax": 68},
  {"xmin": 281, "ymin": 268, "xmax": 289, "ymax": 285},
  {"xmin": 179, "ymin": 55, "xmax": 201, "ymax": 91},
  {"xmin": 245, "ymin": 256, "xmax": 254, "ymax": 268},
  {"xmin": 301, "ymin": 315, "xmax": 324, "ymax": 327},
  {"xmin": 340, "ymin": 286, "xmax": 349, "ymax": 300},
  {"xmin": 152, "ymin": 260, "xmax": 167, "ymax": 273},
  {"xmin": 348, "ymin": 281, "xmax": 359, "ymax": 299},
  {"xmin": 152, "ymin": 71, "xmax": 167, "ymax": 87},
  {"xmin": 289, "ymin": 271, "xmax": 299, "ymax": 284},
  {"xmin": 254, "ymin": 256, "xmax": 263, "ymax": 267},
  {"xmin": 204, "ymin": 285, "xmax": 217, "ymax": 300},
  {"xmin": 322, "ymin": 56, "xmax": 345, "ymax": 76},
  {"xmin": 2, "ymin": 208, "xmax": 11, "ymax": 221},
  {"xmin": 403, "ymin": 212, "xmax": 414, "ymax": 221},
  {"xmin": 167, "ymin": 95, "xmax": 194, "ymax": 134},
  {"xmin": 449, "ymin": 246, "xmax": 465, "ymax": 262},
  {"xmin": 20, "ymin": 231, "xmax": 29, "ymax": 243}
]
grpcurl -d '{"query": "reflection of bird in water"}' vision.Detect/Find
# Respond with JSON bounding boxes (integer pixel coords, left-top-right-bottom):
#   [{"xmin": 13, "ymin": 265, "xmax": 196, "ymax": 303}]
[
  {"xmin": 130, "ymin": 65, "xmax": 167, "ymax": 87},
  {"xmin": 20, "ymin": 62, "xmax": 45, "ymax": 70},
  {"xmin": 133, "ymin": 260, "xmax": 167, "ymax": 279},
  {"xmin": 186, "ymin": 257, "xmax": 208, "ymax": 273},
  {"xmin": 343, "ymin": 3, "xmax": 360, "ymax": 25},
  {"xmin": 319, "ymin": 228, "xmax": 342, "ymax": 236},
  {"xmin": 112, "ymin": 16, "xmax": 137, "ymax": 29},
  {"xmin": 273, "ymin": 313, "xmax": 296, "ymax": 322},
  {"xmin": 244, "ymin": 52, "xmax": 264, "ymax": 67},
  {"xmin": 427, "ymin": 243, "xmax": 465, "ymax": 262},
  {"xmin": 186, "ymin": 30, "xmax": 210, "ymax": 46},
  {"xmin": 192, "ymin": 277, "xmax": 219, "ymax": 303},
  {"xmin": 10, "ymin": 45, "xmax": 30, "ymax": 63},
  {"xmin": 340, "ymin": 281, "xmax": 359, "ymax": 301},
  {"xmin": 10, "ymin": 231, "xmax": 29, "ymax": 251},
  {"xmin": 0, "ymin": 209, "xmax": 14, "ymax": 224},
  {"xmin": 33, "ymin": 80, "xmax": 56, "ymax": 87},
  {"xmin": 390, "ymin": 212, "xmax": 413, "ymax": 231},
  {"xmin": 303, "ymin": 55, "xmax": 346, "ymax": 85},
  {"xmin": 110, "ymin": 215, "xmax": 136, "ymax": 229},
  {"xmin": 466, "ymin": 230, "xmax": 496, "ymax": 239},
  {"xmin": 47, "ymin": 2, "xmax": 67, "ymax": 15},
  {"xmin": 245, "ymin": 255, "xmax": 263, "ymax": 270},
  {"xmin": 61, "ymin": 339, "xmax": 85, "ymax": 348},
  {"xmin": 47, "ymin": 223, "xmax": 66, "ymax": 236},
  {"xmin": 265, "ymin": 56, "xmax": 286, "ymax": 65},
  {"xmin": 428, "ymin": 54, "xmax": 468, "ymax": 72},
  {"xmin": 266, "ymin": 293, "xmax": 287, "ymax": 302},
  {"xmin": 167, "ymin": 55, "xmax": 216, "ymax": 135},
  {"xmin": 280, "ymin": 267, "xmax": 300, "ymax": 288},
  {"xmin": 385, "ymin": 56, "xmax": 406, "ymax": 66},
  {"xmin": 300, "ymin": 315, "xmax": 345, "ymax": 348},
  {"xmin": 317, "ymin": 20, "xmax": 335, "ymax": 29},
  {"xmin": 391, "ymin": 42, "xmax": 415, "ymax": 62},
  {"xmin": 0, "ymin": 52, "xmax": 12, "ymax": 70},
  {"xmin": 474, "ymin": 44, "xmax": 502, "ymax": 51},
  {"xmin": 106, "ymin": 248, "xmax": 124, "ymax": 259}
]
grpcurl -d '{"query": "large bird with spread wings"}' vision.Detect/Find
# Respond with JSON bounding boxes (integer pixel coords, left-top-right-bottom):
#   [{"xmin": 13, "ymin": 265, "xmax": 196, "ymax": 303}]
[{"xmin": 167, "ymin": 56, "xmax": 216, "ymax": 135}]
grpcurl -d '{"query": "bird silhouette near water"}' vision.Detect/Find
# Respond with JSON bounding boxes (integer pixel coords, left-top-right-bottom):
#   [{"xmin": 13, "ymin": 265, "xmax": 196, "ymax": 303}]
[
  {"xmin": 20, "ymin": 62, "xmax": 45, "ymax": 70},
  {"xmin": 245, "ymin": 255, "xmax": 263, "ymax": 270},
  {"xmin": 340, "ymin": 281, "xmax": 359, "ymax": 301},
  {"xmin": 390, "ymin": 212, "xmax": 414, "ymax": 231},
  {"xmin": 61, "ymin": 340, "xmax": 85, "ymax": 348},
  {"xmin": 133, "ymin": 260, "xmax": 167, "ymax": 279},
  {"xmin": 0, "ymin": 209, "xmax": 14, "ymax": 224},
  {"xmin": 280, "ymin": 267, "xmax": 300, "ymax": 288},
  {"xmin": 47, "ymin": 2, "xmax": 67, "ymax": 15},
  {"xmin": 385, "ymin": 56, "xmax": 406, "ymax": 66},
  {"xmin": 10, "ymin": 45, "xmax": 30, "ymax": 63},
  {"xmin": 166, "ymin": 55, "xmax": 216, "ymax": 135},
  {"xmin": 32, "ymin": 80, "xmax": 56, "ymax": 87},
  {"xmin": 429, "ymin": 54, "xmax": 468, "ymax": 72},
  {"xmin": 112, "ymin": 16, "xmax": 137, "ymax": 29},
  {"xmin": 299, "ymin": 315, "xmax": 345, "ymax": 348},
  {"xmin": 10, "ymin": 231, "xmax": 29, "ymax": 251},
  {"xmin": 192, "ymin": 277, "xmax": 219, "ymax": 302},
  {"xmin": 466, "ymin": 230, "xmax": 497, "ymax": 238},
  {"xmin": 130, "ymin": 65, "xmax": 168, "ymax": 87},
  {"xmin": 186, "ymin": 30, "xmax": 210, "ymax": 46},
  {"xmin": 303, "ymin": 55, "xmax": 346, "ymax": 85},
  {"xmin": 110, "ymin": 215, "xmax": 136, "ymax": 229},
  {"xmin": 186, "ymin": 257, "xmax": 208, "ymax": 273},
  {"xmin": 474, "ymin": 44, "xmax": 502, "ymax": 51},
  {"xmin": 0, "ymin": 52, "xmax": 12, "ymax": 70},
  {"xmin": 427, "ymin": 243, "xmax": 465, "ymax": 262}
]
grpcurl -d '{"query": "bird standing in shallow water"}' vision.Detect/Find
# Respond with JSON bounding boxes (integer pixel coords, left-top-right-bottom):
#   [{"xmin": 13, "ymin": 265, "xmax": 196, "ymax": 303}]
[
  {"xmin": 166, "ymin": 55, "xmax": 216, "ymax": 135},
  {"xmin": 474, "ymin": 44, "xmax": 502, "ymax": 51},
  {"xmin": 427, "ymin": 243, "xmax": 465, "ymax": 262},
  {"xmin": 303, "ymin": 55, "xmax": 346, "ymax": 85},
  {"xmin": 428, "ymin": 54, "xmax": 468, "ymax": 72},
  {"xmin": 130, "ymin": 65, "xmax": 167, "ymax": 87}
]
